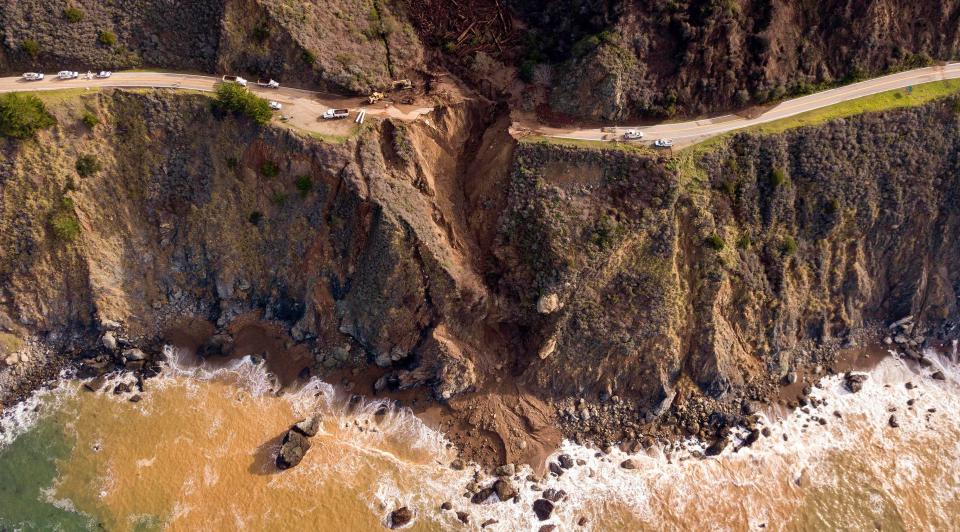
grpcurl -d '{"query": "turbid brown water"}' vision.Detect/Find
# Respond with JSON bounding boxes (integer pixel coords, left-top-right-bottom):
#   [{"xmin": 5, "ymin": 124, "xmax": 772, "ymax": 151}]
[{"xmin": 2, "ymin": 345, "xmax": 959, "ymax": 530}]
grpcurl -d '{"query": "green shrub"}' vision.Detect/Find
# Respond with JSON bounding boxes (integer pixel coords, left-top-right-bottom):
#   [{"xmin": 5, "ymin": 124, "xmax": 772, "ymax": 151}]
[
  {"xmin": 75, "ymin": 154, "xmax": 101, "ymax": 177},
  {"xmin": 781, "ymin": 236, "xmax": 798, "ymax": 256},
  {"xmin": 769, "ymin": 167, "xmax": 787, "ymax": 187},
  {"xmin": 736, "ymin": 233, "xmax": 751, "ymax": 250},
  {"xmin": 392, "ymin": 125, "xmax": 415, "ymax": 163},
  {"xmin": 0, "ymin": 93, "xmax": 56, "ymax": 139},
  {"xmin": 952, "ymin": 97, "xmax": 960, "ymax": 116},
  {"xmin": 65, "ymin": 176, "xmax": 77, "ymax": 192},
  {"xmin": 825, "ymin": 198, "xmax": 840, "ymax": 214},
  {"xmin": 251, "ymin": 24, "xmax": 270, "ymax": 43},
  {"xmin": 81, "ymin": 112, "xmax": 99, "ymax": 128},
  {"xmin": 20, "ymin": 39, "xmax": 40, "ymax": 58},
  {"xmin": 226, "ymin": 156, "xmax": 239, "ymax": 169},
  {"xmin": 49, "ymin": 197, "xmax": 81, "ymax": 242},
  {"xmin": 248, "ymin": 211, "xmax": 263, "ymax": 225},
  {"xmin": 260, "ymin": 160, "xmax": 279, "ymax": 177},
  {"xmin": 302, "ymin": 50, "xmax": 317, "ymax": 66},
  {"xmin": 704, "ymin": 234, "xmax": 725, "ymax": 251},
  {"xmin": 212, "ymin": 82, "xmax": 272, "ymax": 125},
  {"xmin": 518, "ymin": 60, "xmax": 536, "ymax": 83},
  {"xmin": 295, "ymin": 175, "xmax": 312, "ymax": 197},
  {"xmin": 63, "ymin": 7, "xmax": 83, "ymax": 23},
  {"xmin": 97, "ymin": 30, "xmax": 117, "ymax": 46}
]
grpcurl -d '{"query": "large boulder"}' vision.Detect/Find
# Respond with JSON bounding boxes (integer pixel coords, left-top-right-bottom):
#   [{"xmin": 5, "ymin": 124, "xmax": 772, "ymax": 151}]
[
  {"xmin": 533, "ymin": 498, "xmax": 554, "ymax": 521},
  {"xmin": 276, "ymin": 429, "xmax": 312, "ymax": 469},
  {"xmin": 389, "ymin": 507, "xmax": 413, "ymax": 528}
]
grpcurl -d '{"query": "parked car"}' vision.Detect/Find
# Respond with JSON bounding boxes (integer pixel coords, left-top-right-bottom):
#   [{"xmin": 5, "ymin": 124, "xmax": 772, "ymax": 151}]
[
  {"xmin": 22, "ymin": 72, "xmax": 44, "ymax": 81},
  {"xmin": 269, "ymin": 101, "xmax": 282, "ymax": 111},
  {"xmin": 96, "ymin": 71, "xmax": 112, "ymax": 78},
  {"xmin": 257, "ymin": 79, "xmax": 280, "ymax": 88},
  {"xmin": 653, "ymin": 138, "xmax": 674, "ymax": 148},
  {"xmin": 57, "ymin": 71, "xmax": 79, "ymax": 80},
  {"xmin": 623, "ymin": 129, "xmax": 644, "ymax": 140}
]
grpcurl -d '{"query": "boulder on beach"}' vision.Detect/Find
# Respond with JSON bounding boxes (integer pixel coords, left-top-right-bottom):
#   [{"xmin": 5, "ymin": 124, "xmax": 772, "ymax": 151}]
[
  {"xmin": 276, "ymin": 428, "xmax": 312, "ymax": 469},
  {"xmin": 389, "ymin": 506, "xmax": 412, "ymax": 528},
  {"xmin": 493, "ymin": 478, "xmax": 517, "ymax": 501},
  {"xmin": 293, "ymin": 415, "xmax": 322, "ymax": 437},
  {"xmin": 843, "ymin": 373, "xmax": 868, "ymax": 393},
  {"xmin": 533, "ymin": 498, "xmax": 554, "ymax": 520}
]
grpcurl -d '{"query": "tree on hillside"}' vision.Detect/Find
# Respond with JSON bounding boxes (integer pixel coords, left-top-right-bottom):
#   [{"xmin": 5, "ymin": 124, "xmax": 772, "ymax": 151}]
[
  {"xmin": 0, "ymin": 93, "xmax": 56, "ymax": 139},
  {"xmin": 211, "ymin": 83, "xmax": 272, "ymax": 125}
]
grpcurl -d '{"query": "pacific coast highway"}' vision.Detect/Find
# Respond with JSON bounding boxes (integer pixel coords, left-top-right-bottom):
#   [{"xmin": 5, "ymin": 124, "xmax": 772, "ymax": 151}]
[{"xmin": 1, "ymin": 63, "xmax": 959, "ymax": 147}]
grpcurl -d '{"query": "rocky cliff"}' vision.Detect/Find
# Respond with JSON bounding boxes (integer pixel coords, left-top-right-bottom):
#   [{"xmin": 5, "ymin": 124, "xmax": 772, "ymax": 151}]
[
  {"xmin": 406, "ymin": 0, "xmax": 960, "ymax": 120},
  {"xmin": 2, "ymin": 88, "xmax": 959, "ymax": 456}
]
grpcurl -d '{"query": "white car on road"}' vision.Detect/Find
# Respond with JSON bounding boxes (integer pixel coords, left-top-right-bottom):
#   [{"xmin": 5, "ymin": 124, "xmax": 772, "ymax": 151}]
[
  {"xmin": 623, "ymin": 129, "xmax": 644, "ymax": 140},
  {"xmin": 269, "ymin": 101, "xmax": 282, "ymax": 111},
  {"xmin": 653, "ymin": 138, "xmax": 674, "ymax": 148},
  {"xmin": 22, "ymin": 72, "xmax": 44, "ymax": 81},
  {"xmin": 57, "ymin": 71, "xmax": 79, "ymax": 80},
  {"xmin": 96, "ymin": 71, "xmax": 112, "ymax": 78}
]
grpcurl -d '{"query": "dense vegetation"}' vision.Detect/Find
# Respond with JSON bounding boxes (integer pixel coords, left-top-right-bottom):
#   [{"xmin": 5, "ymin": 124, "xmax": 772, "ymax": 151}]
[
  {"xmin": 0, "ymin": 93, "xmax": 56, "ymax": 139},
  {"xmin": 211, "ymin": 83, "xmax": 272, "ymax": 125}
]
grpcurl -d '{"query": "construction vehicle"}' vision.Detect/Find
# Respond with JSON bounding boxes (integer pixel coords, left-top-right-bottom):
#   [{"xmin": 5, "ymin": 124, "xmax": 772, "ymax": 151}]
[
  {"xmin": 222, "ymin": 75, "xmax": 247, "ymax": 87},
  {"xmin": 391, "ymin": 79, "xmax": 412, "ymax": 90},
  {"xmin": 257, "ymin": 78, "xmax": 280, "ymax": 88},
  {"xmin": 368, "ymin": 91, "xmax": 385, "ymax": 104},
  {"xmin": 322, "ymin": 108, "xmax": 350, "ymax": 119}
]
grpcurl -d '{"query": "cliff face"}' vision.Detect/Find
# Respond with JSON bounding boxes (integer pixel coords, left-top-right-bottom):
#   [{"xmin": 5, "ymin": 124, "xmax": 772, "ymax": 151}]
[
  {"xmin": 503, "ymin": 99, "xmax": 960, "ymax": 406},
  {"xmin": 541, "ymin": 0, "xmax": 960, "ymax": 119},
  {"xmin": 2, "ymin": 89, "xmax": 959, "ymax": 429}
]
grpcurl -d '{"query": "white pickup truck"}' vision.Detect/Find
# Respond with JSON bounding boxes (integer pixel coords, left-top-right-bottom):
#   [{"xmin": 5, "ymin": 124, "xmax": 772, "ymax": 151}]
[
  {"xmin": 622, "ymin": 129, "xmax": 644, "ymax": 140},
  {"xmin": 58, "ymin": 70, "xmax": 79, "ymax": 80},
  {"xmin": 653, "ymin": 138, "xmax": 674, "ymax": 148},
  {"xmin": 257, "ymin": 79, "xmax": 280, "ymax": 88},
  {"xmin": 222, "ymin": 75, "xmax": 247, "ymax": 87},
  {"xmin": 322, "ymin": 108, "xmax": 350, "ymax": 119},
  {"xmin": 22, "ymin": 72, "xmax": 44, "ymax": 81}
]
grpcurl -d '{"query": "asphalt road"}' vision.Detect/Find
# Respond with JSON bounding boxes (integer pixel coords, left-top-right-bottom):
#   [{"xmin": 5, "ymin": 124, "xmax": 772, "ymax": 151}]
[
  {"xmin": 2, "ymin": 64, "xmax": 959, "ymax": 145},
  {"xmin": 535, "ymin": 62, "xmax": 960, "ymax": 147}
]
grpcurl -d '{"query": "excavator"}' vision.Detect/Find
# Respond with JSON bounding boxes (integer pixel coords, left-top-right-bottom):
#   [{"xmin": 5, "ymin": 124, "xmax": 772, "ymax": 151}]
[{"xmin": 368, "ymin": 80, "xmax": 412, "ymax": 104}]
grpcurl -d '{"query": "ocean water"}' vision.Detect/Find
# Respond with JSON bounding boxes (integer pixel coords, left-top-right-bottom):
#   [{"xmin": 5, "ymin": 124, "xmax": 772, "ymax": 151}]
[{"xmin": 1, "ymin": 346, "xmax": 958, "ymax": 531}]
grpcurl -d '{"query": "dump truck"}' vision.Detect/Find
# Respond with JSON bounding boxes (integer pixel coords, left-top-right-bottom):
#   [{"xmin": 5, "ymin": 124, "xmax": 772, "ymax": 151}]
[
  {"xmin": 368, "ymin": 92, "xmax": 385, "ymax": 104},
  {"xmin": 222, "ymin": 75, "xmax": 247, "ymax": 86},
  {"xmin": 257, "ymin": 79, "xmax": 280, "ymax": 88},
  {"xmin": 322, "ymin": 108, "xmax": 350, "ymax": 119}
]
